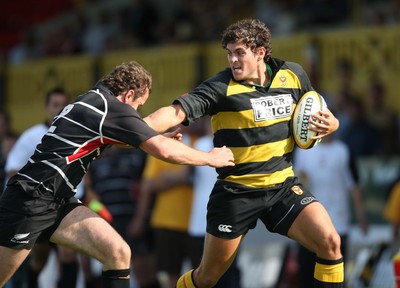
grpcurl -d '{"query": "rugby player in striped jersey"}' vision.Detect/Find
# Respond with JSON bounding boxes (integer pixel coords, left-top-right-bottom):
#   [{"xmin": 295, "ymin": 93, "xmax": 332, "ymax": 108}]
[{"xmin": 145, "ymin": 19, "xmax": 343, "ymax": 288}]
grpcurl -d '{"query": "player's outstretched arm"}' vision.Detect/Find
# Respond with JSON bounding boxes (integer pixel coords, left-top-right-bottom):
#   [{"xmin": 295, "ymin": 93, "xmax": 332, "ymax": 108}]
[
  {"xmin": 140, "ymin": 134, "xmax": 234, "ymax": 168},
  {"xmin": 309, "ymin": 109, "xmax": 340, "ymax": 139},
  {"xmin": 144, "ymin": 104, "xmax": 186, "ymax": 133}
]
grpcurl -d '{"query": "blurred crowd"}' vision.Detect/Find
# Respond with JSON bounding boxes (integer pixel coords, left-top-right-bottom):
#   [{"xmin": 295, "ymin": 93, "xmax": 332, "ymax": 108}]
[
  {"xmin": 1, "ymin": 0, "xmax": 400, "ymax": 287},
  {"xmin": 4, "ymin": 0, "xmax": 400, "ymax": 64},
  {"xmin": 327, "ymin": 58, "xmax": 400, "ymax": 158}
]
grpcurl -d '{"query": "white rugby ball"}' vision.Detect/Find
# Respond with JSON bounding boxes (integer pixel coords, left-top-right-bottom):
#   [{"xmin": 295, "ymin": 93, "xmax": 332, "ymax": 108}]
[{"xmin": 292, "ymin": 91, "xmax": 327, "ymax": 149}]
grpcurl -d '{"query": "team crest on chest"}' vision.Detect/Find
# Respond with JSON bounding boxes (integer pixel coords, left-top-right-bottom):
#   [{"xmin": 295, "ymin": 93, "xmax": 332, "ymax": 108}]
[
  {"xmin": 250, "ymin": 94, "xmax": 293, "ymax": 121},
  {"xmin": 279, "ymin": 76, "xmax": 287, "ymax": 87}
]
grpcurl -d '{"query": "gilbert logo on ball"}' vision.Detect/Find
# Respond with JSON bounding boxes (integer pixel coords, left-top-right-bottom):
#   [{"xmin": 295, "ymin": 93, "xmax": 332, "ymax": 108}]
[{"xmin": 292, "ymin": 91, "xmax": 327, "ymax": 149}]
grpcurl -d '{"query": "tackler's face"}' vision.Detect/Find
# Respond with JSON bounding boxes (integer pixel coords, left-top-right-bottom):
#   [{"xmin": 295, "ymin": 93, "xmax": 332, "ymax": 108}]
[{"xmin": 226, "ymin": 41, "xmax": 261, "ymax": 82}]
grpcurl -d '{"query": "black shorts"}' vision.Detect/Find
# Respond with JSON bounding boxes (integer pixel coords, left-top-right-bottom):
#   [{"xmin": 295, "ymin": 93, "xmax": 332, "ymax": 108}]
[
  {"xmin": 206, "ymin": 177, "xmax": 317, "ymax": 239},
  {"xmin": 0, "ymin": 184, "xmax": 83, "ymax": 249}
]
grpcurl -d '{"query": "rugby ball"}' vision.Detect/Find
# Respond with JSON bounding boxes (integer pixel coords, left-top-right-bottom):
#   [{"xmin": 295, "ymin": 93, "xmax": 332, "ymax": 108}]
[{"xmin": 292, "ymin": 91, "xmax": 327, "ymax": 149}]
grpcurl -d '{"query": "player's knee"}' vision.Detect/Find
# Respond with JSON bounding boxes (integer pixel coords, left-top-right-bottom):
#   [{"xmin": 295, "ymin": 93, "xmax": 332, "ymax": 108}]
[
  {"xmin": 319, "ymin": 231, "xmax": 341, "ymax": 258},
  {"xmin": 105, "ymin": 240, "xmax": 131, "ymax": 268}
]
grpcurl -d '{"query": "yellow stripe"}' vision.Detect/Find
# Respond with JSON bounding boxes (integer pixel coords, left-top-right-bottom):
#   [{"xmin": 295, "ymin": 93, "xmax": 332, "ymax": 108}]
[
  {"xmin": 225, "ymin": 69, "xmax": 302, "ymax": 93},
  {"xmin": 314, "ymin": 262, "xmax": 344, "ymax": 283},
  {"xmin": 224, "ymin": 166, "xmax": 294, "ymax": 188},
  {"xmin": 270, "ymin": 69, "xmax": 302, "ymax": 89},
  {"xmin": 211, "ymin": 110, "xmax": 291, "ymax": 131},
  {"xmin": 226, "ymin": 80, "xmax": 256, "ymax": 96},
  {"xmin": 230, "ymin": 138, "xmax": 295, "ymax": 163}
]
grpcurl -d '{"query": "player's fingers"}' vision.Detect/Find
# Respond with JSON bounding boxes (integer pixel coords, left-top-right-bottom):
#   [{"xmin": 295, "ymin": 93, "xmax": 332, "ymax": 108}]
[
  {"xmin": 169, "ymin": 127, "xmax": 181, "ymax": 136},
  {"xmin": 309, "ymin": 118, "xmax": 327, "ymax": 130}
]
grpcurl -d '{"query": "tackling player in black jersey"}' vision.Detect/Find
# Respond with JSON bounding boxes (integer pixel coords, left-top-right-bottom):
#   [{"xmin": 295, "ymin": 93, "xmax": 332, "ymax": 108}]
[
  {"xmin": 0, "ymin": 61, "xmax": 234, "ymax": 288},
  {"xmin": 144, "ymin": 19, "xmax": 343, "ymax": 288}
]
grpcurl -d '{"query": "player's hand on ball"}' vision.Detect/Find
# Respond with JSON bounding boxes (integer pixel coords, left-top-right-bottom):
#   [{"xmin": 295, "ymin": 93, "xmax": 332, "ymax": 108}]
[
  {"xmin": 309, "ymin": 109, "xmax": 339, "ymax": 139},
  {"xmin": 208, "ymin": 146, "xmax": 235, "ymax": 168}
]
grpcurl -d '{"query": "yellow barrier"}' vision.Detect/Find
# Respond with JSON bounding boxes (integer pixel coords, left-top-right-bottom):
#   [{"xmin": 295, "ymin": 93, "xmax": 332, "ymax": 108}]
[
  {"xmin": 317, "ymin": 26, "xmax": 400, "ymax": 111},
  {"xmin": 7, "ymin": 55, "xmax": 95, "ymax": 133},
  {"xmin": 99, "ymin": 44, "xmax": 200, "ymax": 116},
  {"xmin": 5, "ymin": 25, "xmax": 400, "ymax": 134}
]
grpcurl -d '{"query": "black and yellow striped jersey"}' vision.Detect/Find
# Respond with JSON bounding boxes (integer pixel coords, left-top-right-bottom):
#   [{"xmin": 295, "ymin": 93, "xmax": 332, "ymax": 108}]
[{"xmin": 174, "ymin": 57, "xmax": 314, "ymax": 191}]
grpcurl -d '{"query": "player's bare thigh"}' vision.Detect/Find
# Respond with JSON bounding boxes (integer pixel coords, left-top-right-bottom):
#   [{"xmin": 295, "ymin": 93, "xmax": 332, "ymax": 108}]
[
  {"xmin": 49, "ymin": 205, "xmax": 130, "ymax": 270},
  {"xmin": 0, "ymin": 246, "xmax": 31, "ymax": 287},
  {"xmin": 288, "ymin": 201, "xmax": 341, "ymax": 259}
]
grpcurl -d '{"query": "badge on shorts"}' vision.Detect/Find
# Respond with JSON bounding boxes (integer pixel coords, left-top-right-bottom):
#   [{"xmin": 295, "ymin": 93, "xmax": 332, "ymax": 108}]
[{"xmin": 291, "ymin": 185, "xmax": 303, "ymax": 195}]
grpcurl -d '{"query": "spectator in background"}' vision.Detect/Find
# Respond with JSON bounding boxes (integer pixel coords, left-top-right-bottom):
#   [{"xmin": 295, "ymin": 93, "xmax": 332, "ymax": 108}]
[
  {"xmin": 331, "ymin": 59, "xmax": 356, "ymax": 139},
  {"xmin": 81, "ymin": 10, "xmax": 118, "ymax": 55},
  {"xmin": 4, "ymin": 87, "xmax": 82, "ymax": 288},
  {"xmin": 130, "ymin": 123, "xmax": 206, "ymax": 288},
  {"xmin": 84, "ymin": 146, "xmax": 161, "ymax": 288},
  {"xmin": 340, "ymin": 96, "xmax": 382, "ymax": 158},
  {"xmin": 7, "ymin": 29, "xmax": 42, "ymax": 65},
  {"xmin": 294, "ymin": 133, "xmax": 369, "ymax": 288},
  {"xmin": 0, "ymin": 111, "xmax": 18, "ymax": 191},
  {"xmin": 255, "ymin": 0, "xmax": 296, "ymax": 36},
  {"xmin": 124, "ymin": 0, "xmax": 162, "ymax": 46},
  {"xmin": 365, "ymin": 80, "xmax": 399, "ymax": 155}
]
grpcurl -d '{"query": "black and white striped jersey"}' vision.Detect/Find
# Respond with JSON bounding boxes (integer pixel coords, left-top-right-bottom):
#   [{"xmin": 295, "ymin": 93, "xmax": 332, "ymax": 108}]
[{"xmin": 8, "ymin": 84, "xmax": 158, "ymax": 199}]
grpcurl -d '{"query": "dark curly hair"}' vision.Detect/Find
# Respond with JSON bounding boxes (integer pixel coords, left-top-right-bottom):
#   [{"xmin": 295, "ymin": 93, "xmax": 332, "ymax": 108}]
[
  {"xmin": 99, "ymin": 61, "xmax": 152, "ymax": 99},
  {"xmin": 221, "ymin": 18, "xmax": 272, "ymax": 62}
]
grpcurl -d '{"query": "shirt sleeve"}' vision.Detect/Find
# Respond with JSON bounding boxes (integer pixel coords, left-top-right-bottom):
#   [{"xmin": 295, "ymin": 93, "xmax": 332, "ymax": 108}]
[
  {"xmin": 173, "ymin": 70, "xmax": 230, "ymax": 124},
  {"xmin": 102, "ymin": 101, "xmax": 159, "ymax": 148},
  {"xmin": 286, "ymin": 61, "xmax": 314, "ymax": 101}
]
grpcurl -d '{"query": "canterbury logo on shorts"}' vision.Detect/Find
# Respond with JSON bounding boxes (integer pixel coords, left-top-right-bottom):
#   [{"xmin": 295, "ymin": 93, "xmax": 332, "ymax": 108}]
[
  {"xmin": 218, "ymin": 224, "xmax": 233, "ymax": 233},
  {"xmin": 11, "ymin": 233, "xmax": 30, "ymax": 244}
]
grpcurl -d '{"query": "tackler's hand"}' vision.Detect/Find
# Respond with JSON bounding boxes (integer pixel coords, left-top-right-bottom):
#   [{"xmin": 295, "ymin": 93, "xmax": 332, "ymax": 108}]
[
  {"xmin": 208, "ymin": 146, "xmax": 235, "ymax": 168},
  {"xmin": 163, "ymin": 127, "xmax": 182, "ymax": 141},
  {"xmin": 309, "ymin": 109, "xmax": 339, "ymax": 140}
]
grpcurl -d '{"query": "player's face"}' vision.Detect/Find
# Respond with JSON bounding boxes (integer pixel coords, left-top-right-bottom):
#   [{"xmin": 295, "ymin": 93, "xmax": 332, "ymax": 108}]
[
  {"xmin": 226, "ymin": 42, "xmax": 259, "ymax": 82},
  {"xmin": 126, "ymin": 87, "xmax": 150, "ymax": 110},
  {"xmin": 139, "ymin": 87, "xmax": 150, "ymax": 106}
]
